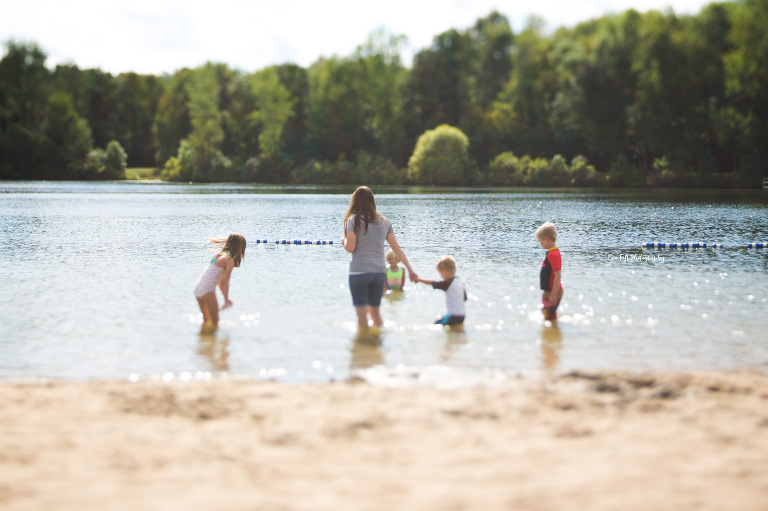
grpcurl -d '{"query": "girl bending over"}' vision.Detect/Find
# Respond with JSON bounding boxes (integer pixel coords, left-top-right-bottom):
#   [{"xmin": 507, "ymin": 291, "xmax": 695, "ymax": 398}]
[{"xmin": 193, "ymin": 233, "xmax": 246, "ymax": 331}]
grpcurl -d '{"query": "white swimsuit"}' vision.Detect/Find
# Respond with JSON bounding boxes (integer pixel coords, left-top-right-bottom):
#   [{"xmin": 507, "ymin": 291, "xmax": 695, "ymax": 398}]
[{"xmin": 194, "ymin": 256, "xmax": 225, "ymax": 298}]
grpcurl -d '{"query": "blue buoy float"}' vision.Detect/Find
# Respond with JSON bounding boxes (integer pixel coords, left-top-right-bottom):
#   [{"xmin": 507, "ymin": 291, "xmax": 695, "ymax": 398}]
[
  {"xmin": 640, "ymin": 242, "xmax": 768, "ymax": 249},
  {"xmin": 257, "ymin": 239, "xmax": 335, "ymax": 245},
  {"xmin": 643, "ymin": 242, "xmax": 723, "ymax": 249}
]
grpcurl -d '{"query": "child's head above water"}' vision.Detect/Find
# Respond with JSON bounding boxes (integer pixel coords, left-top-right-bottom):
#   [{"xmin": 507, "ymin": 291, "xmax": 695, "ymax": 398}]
[
  {"xmin": 436, "ymin": 255, "xmax": 456, "ymax": 276},
  {"xmin": 386, "ymin": 248, "xmax": 400, "ymax": 265},
  {"xmin": 535, "ymin": 221, "xmax": 557, "ymax": 243},
  {"xmin": 207, "ymin": 233, "xmax": 247, "ymax": 267}
]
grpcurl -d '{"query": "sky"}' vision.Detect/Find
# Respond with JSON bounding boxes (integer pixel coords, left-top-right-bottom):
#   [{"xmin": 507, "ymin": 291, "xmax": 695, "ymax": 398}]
[{"xmin": 1, "ymin": 0, "xmax": 719, "ymax": 75}]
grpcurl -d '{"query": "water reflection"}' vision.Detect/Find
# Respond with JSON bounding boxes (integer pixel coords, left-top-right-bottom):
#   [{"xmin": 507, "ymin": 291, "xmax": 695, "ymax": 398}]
[
  {"xmin": 541, "ymin": 325, "xmax": 563, "ymax": 371},
  {"xmin": 383, "ymin": 289, "xmax": 407, "ymax": 303},
  {"xmin": 442, "ymin": 326, "xmax": 467, "ymax": 362},
  {"xmin": 197, "ymin": 333, "xmax": 230, "ymax": 372},
  {"xmin": 350, "ymin": 329, "xmax": 384, "ymax": 369}
]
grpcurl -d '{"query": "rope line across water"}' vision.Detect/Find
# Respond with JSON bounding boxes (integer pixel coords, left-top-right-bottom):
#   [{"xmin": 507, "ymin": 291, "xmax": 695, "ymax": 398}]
[{"xmin": 249, "ymin": 240, "xmax": 766, "ymax": 249}]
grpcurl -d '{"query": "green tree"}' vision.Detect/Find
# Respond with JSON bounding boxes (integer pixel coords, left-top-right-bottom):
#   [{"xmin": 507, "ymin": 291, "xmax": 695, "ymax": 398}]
[
  {"xmin": 408, "ymin": 124, "xmax": 473, "ymax": 185},
  {"xmin": 43, "ymin": 92, "xmax": 92, "ymax": 179},
  {"xmin": 153, "ymin": 69, "xmax": 193, "ymax": 169},
  {"xmin": 627, "ymin": 10, "xmax": 728, "ymax": 176},
  {"xmin": 5, "ymin": 4, "xmax": 768, "ymax": 187},
  {"xmin": 181, "ymin": 63, "xmax": 229, "ymax": 181},
  {"xmin": 53, "ymin": 65, "xmax": 122, "ymax": 156},
  {"xmin": 274, "ymin": 64, "xmax": 311, "ymax": 169},
  {"xmin": 0, "ymin": 41, "xmax": 52, "ymax": 178},
  {"xmin": 695, "ymin": 2, "xmax": 738, "ymax": 175},
  {"xmin": 723, "ymin": 0, "xmax": 768, "ymax": 183},
  {"xmin": 402, "ymin": 29, "xmax": 475, "ymax": 149},
  {"xmin": 549, "ymin": 12, "xmax": 642, "ymax": 171},
  {"xmin": 486, "ymin": 17, "xmax": 557, "ymax": 162},
  {"xmin": 102, "ymin": 139, "xmax": 127, "ymax": 179},
  {"xmin": 112, "ymin": 72, "xmax": 162, "ymax": 167},
  {"xmin": 307, "ymin": 56, "xmax": 366, "ymax": 162},
  {"xmin": 472, "ymin": 12, "xmax": 515, "ymax": 109},
  {"xmin": 466, "ymin": 12, "xmax": 515, "ymax": 164},
  {"xmin": 353, "ymin": 29, "xmax": 409, "ymax": 165},
  {"xmin": 249, "ymin": 66, "xmax": 295, "ymax": 180},
  {"xmin": 222, "ymin": 73, "xmax": 259, "ymax": 179}
]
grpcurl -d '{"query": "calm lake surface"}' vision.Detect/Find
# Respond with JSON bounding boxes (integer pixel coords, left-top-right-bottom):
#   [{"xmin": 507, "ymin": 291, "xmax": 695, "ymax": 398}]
[{"xmin": 1, "ymin": 181, "xmax": 767, "ymax": 385}]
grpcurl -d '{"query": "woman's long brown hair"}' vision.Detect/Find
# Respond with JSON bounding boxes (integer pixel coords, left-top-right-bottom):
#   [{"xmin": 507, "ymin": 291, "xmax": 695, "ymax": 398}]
[
  {"xmin": 344, "ymin": 186, "xmax": 381, "ymax": 236},
  {"xmin": 206, "ymin": 233, "xmax": 246, "ymax": 267}
]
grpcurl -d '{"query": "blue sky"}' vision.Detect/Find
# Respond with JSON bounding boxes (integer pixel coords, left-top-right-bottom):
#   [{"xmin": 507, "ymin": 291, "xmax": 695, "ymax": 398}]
[{"xmin": 1, "ymin": 0, "xmax": 719, "ymax": 75}]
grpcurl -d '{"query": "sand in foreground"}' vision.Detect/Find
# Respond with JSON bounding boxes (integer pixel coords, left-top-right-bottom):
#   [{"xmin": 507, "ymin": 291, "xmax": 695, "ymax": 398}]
[{"xmin": 1, "ymin": 370, "xmax": 767, "ymax": 511}]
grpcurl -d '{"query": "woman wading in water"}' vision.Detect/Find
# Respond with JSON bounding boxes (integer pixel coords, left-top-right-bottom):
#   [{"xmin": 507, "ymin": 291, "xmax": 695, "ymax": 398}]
[{"xmin": 342, "ymin": 186, "xmax": 417, "ymax": 329}]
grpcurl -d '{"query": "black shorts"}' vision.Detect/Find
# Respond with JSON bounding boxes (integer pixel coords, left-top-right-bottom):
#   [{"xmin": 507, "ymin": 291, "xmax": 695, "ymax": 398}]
[{"xmin": 436, "ymin": 314, "xmax": 465, "ymax": 326}]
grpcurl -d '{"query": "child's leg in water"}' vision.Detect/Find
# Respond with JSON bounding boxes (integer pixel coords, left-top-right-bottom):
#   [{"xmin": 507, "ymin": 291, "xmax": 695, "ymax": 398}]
[
  {"xmin": 197, "ymin": 292, "xmax": 220, "ymax": 329},
  {"xmin": 542, "ymin": 289, "xmax": 563, "ymax": 322}
]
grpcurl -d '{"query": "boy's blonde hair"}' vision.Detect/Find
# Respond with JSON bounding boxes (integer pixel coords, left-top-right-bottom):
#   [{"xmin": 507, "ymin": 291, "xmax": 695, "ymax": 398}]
[
  {"xmin": 386, "ymin": 248, "xmax": 399, "ymax": 264},
  {"xmin": 535, "ymin": 221, "xmax": 557, "ymax": 242},
  {"xmin": 436, "ymin": 255, "xmax": 456, "ymax": 274}
]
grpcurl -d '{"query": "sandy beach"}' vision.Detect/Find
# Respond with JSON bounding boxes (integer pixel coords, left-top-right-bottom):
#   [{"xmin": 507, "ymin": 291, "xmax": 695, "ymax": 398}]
[{"xmin": 1, "ymin": 369, "xmax": 767, "ymax": 511}]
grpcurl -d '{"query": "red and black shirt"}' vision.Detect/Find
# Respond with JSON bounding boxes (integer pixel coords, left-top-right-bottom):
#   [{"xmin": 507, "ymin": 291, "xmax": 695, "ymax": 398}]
[{"xmin": 540, "ymin": 247, "xmax": 563, "ymax": 291}]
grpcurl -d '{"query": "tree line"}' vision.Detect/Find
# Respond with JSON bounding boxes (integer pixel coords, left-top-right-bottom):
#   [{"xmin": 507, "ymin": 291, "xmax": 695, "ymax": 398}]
[{"xmin": 1, "ymin": 0, "xmax": 767, "ymax": 187}]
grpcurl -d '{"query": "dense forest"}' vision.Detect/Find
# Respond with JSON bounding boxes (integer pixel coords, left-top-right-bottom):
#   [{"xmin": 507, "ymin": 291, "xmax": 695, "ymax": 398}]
[{"xmin": 1, "ymin": 0, "xmax": 767, "ymax": 187}]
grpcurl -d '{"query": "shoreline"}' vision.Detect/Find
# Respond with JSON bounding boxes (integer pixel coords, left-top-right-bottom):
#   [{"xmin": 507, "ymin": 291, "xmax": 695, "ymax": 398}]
[{"xmin": 1, "ymin": 369, "xmax": 767, "ymax": 510}]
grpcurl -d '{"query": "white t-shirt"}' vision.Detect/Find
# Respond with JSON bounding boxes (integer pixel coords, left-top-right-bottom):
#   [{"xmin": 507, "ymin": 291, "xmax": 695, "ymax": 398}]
[{"xmin": 432, "ymin": 277, "xmax": 467, "ymax": 316}]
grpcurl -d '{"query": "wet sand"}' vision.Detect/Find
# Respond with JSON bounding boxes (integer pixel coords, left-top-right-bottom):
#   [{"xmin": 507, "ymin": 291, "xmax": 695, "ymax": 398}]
[{"xmin": 1, "ymin": 369, "xmax": 767, "ymax": 510}]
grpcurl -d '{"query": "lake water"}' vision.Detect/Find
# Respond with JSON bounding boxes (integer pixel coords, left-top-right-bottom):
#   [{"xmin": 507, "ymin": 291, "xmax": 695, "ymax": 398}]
[{"xmin": 1, "ymin": 182, "xmax": 767, "ymax": 385}]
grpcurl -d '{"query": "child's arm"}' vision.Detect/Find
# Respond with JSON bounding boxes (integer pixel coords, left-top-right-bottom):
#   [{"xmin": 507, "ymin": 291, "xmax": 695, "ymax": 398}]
[
  {"xmin": 399, "ymin": 271, "xmax": 406, "ymax": 288},
  {"xmin": 414, "ymin": 277, "xmax": 433, "ymax": 286},
  {"xmin": 218, "ymin": 257, "xmax": 236, "ymax": 309}
]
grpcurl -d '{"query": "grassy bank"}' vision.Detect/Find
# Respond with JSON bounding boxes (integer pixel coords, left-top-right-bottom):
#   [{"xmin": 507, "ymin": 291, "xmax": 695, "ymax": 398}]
[{"xmin": 125, "ymin": 167, "xmax": 160, "ymax": 180}]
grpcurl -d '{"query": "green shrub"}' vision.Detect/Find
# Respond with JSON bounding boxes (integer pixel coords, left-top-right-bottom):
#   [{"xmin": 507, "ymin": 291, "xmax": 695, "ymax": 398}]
[
  {"xmin": 408, "ymin": 125, "xmax": 473, "ymax": 185},
  {"xmin": 523, "ymin": 157, "xmax": 552, "ymax": 186},
  {"xmin": 240, "ymin": 157, "xmax": 261, "ymax": 183},
  {"xmin": 549, "ymin": 154, "xmax": 569, "ymax": 186},
  {"xmin": 102, "ymin": 140, "xmax": 128, "ymax": 180},
  {"xmin": 82, "ymin": 149, "xmax": 106, "ymax": 180},
  {"xmin": 568, "ymin": 155, "xmax": 601, "ymax": 186},
  {"xmin": 161, "ymin": 156, "xmax": 184, "ymax": 181},
  {"xmin": 488, "ymin": 152, "xmax": 518, "ymax": 186},
  {"xmin": 606, "ymin": 155, "xmax": 644, "ymax": 187},
  {"xmin": 352, "ymin": 152, "xmax": 401, "ymax": 185}
]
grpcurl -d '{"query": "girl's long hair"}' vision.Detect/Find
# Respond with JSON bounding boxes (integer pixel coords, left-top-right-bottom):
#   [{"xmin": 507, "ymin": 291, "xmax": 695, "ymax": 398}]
[
  {"xmin": 344, "ymin": 186, "xmax": 382, "ymax": 235},
  {"xmin": 206, "ymin": 233, "xmax": 246, "ymax": 267}
]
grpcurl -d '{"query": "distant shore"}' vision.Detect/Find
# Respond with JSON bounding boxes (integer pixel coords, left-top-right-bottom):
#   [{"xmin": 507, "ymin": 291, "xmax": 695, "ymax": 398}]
[{"xmin": 1, "ymin": 369, "xmax": 767, "ymax": 510}]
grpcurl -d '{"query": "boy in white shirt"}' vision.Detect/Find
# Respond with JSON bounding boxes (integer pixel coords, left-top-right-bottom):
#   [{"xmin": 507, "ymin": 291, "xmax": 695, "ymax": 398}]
[{"xmin": 415, "ymin": 255, "xmax": 467, "ymax": 326}]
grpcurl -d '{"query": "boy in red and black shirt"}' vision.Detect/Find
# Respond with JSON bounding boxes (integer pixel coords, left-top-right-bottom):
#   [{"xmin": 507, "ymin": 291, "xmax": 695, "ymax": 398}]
[{"xmin": 535, "ymin": 221, "xmax": 563, "ymax": 322}]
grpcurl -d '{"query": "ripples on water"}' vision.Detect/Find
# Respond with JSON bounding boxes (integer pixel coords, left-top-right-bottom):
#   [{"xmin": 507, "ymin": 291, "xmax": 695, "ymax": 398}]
[{"xmin": 0, "ymin": 182, "xmax": 766, "ymax": 385}]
